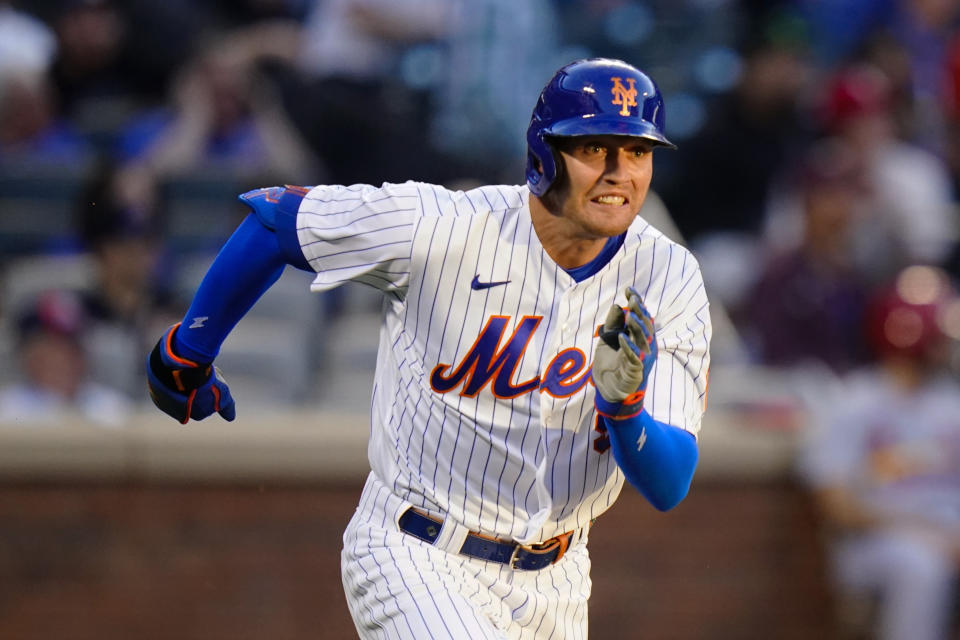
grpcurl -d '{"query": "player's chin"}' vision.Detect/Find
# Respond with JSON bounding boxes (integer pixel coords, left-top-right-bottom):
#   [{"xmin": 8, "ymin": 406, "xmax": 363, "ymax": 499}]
[{"xmin": 586, "ymin": 209, "xmax": 637, "ymax": 237}]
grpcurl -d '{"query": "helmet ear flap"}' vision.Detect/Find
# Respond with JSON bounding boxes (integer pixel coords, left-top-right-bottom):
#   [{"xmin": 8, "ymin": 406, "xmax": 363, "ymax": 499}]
[
  {"xmin": 545, "ymin": 139, "xmax": 564, "ymax": 193},
  {"xmin": 526, "ymin": 127, "xmax": 558, "ymax": 197},
  {"xmin": 527, "ymin": 139, "xmax": 566, "ymax": 198}
]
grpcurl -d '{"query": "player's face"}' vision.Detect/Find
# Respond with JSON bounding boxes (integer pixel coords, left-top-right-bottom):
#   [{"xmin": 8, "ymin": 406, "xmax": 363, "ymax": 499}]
[{"xmin": 548, "ymin": 135, "xmax": 654, "ymax": 239}]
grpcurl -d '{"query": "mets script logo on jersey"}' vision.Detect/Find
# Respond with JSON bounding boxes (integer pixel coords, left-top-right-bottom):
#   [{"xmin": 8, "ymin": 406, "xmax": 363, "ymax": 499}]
[
  {"xmin": 429, "ymin": 315, "xmax": 591, "ymax": 399},
  {"xmin": 610, "ymin": 76, "xmax": 638, "ymax": 116}
]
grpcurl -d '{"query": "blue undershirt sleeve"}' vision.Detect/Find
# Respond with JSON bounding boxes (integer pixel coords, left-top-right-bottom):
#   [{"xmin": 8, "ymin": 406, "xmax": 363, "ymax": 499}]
[
  {"xmin": 173, "ymin": 214, "xmax": 289, "ymax": 363},
  {"xmin": 603, "ymin": 410, "xmax": 699, "ymax": 511}
]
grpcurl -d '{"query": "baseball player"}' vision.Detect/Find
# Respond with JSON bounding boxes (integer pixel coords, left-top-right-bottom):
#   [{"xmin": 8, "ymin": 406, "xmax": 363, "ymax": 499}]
[
  {"xmin": 146, "ymin": 58, "xmax": 711, "ymax": 638},
  {"xmin": 798, "ymin": 266, "xmax": 960, "ymax": 640}
]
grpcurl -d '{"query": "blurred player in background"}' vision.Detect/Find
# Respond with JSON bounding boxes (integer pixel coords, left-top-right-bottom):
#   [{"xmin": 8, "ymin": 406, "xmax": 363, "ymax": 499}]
[
  {"xmin": 144, "ymin": 58, "xmax": 711, "ymax": 638},
  {"xmin": 798, "ymin": 265, "xmax": 960, "ymax": 640}
]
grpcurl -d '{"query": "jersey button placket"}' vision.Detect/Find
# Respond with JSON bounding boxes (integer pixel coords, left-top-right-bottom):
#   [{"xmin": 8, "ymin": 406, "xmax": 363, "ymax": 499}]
[{"xmin": 540, "ymin": 307, "xmax": 566, "ymax": 430}]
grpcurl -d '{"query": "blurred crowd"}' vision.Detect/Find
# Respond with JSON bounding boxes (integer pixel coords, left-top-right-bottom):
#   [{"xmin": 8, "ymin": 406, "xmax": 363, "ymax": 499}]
[
  {"xmin": 2, "ymin": 0, "xmax": 960, "ymax": 385},
  {"xmin": 1, "ymin": 1, "xmax": 960, "ymax": 635}
]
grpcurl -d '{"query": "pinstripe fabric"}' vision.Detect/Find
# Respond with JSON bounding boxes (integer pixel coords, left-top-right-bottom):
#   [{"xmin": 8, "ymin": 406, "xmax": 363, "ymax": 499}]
[{"xmin": 299, "ymin": 181, "xmax": 710, "ymax": 636}]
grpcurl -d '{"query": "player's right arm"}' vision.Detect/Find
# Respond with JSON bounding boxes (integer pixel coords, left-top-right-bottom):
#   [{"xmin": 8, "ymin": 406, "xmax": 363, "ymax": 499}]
[
  {"xmin": 146, "ymin": 186, "xmax": 312, "ymax": 424},
  {"xmin": 148, "ymin": 181, "xmax": 425, "ymax": 423}
]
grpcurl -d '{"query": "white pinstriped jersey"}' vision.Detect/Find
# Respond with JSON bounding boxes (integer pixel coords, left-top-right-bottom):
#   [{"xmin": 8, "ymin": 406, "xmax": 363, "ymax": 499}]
[{"xmin": 297, "ymin": 181, "xmax": 711, "ymax": 544}]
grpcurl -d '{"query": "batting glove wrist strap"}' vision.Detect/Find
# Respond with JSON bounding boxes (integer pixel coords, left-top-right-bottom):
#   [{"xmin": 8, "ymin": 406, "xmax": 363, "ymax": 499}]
[
  {"xmin": 595, "ymin": 389, "xmax": 647, "ymax": 420},
  {"xmin": 146, "ymin": 323, "xmax": 236, "ymax": 424},
  {"xmin": 591, "ymin": 287, "xmax": 658, "ymax": 419}
]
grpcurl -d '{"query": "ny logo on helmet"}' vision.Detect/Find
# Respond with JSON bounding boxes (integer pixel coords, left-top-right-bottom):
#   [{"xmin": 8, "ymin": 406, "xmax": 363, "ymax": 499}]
[{"xmin": 610, "ymin": 77, "xmax": 638, "ymax": 116}]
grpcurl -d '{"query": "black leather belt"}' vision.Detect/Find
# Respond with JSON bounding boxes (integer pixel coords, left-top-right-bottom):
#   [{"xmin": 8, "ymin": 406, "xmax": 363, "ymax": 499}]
[{"xmin": 398, "ymin": 507, "xmax": 573, "ymax": 571}]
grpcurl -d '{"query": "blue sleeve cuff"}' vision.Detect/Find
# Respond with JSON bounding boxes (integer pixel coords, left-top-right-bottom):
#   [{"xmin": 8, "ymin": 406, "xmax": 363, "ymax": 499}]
[
  {"xmin": 238, "ymin": 185, "xmax": 313, "ymax": 272},
  {"xmin": 273, "ymin": 186, "xmax": 313, "ymax": 272}
]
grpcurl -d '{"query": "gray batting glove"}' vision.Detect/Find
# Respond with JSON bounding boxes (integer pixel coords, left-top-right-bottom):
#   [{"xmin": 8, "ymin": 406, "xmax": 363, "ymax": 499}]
[{"xmin": 592, "ymin": 288, "xmax": 658, "ymax": 416}]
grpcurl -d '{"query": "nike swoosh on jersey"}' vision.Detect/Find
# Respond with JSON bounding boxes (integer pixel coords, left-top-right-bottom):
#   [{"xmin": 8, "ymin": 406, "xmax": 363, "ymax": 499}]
[{"xmin": 471, "ymin": 275, "xmax": 512, "ymax": 290}]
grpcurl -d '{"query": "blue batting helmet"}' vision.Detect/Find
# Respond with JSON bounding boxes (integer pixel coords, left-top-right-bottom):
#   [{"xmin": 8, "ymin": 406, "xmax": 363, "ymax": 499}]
[{"xmin": 526, "ymin": 58, "xmax": 675, "ymax": 197}]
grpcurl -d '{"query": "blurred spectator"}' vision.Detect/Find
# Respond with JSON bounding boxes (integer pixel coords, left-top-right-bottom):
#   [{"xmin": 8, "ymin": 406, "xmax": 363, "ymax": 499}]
[
  {"xmin": 0, "ymin": 69, "xmax": 92, "ymax": 164},
  {"xmin": 0, "ymin": 289, "xmax": 132, "ymax": 427},
  {"xmin": 880, "ymin": 0, "xmax": 960, "ymax": 155},
  {"xmin": 75, "ymin": 164, "xmax": 182, "ymax": 399},
  {"xmin": 0, "ymin": 1, "xmax": 91, "ymax": 164},
  {"xmin": 793, "ymin": 0, "xmax": 895, "ymax": 66},
  {"xmin": 657, "ymin": 27, "xmax": 813, "ymax": 244},
  {"xmin": 44, "ymin": 0, "xmax": 203, "ymax": 147},
  {"xmin": 815, "ymin": 63, "xmax": 957, "ymax": 270},
  {"xmin": 429, "ymin": 0, "xmax": 563, "ymax": 182},
  {"xmin": 0, "ymin": 1, "xmax": 57, "ymax": 80},
  {"xmin": 47, "ymin": 0, "xmax": 144, "ymax": 134},
  {"xmin": 116, "ymin": 33, "xmax": 322, "ymax": 196},
  {"xmin": 742, "ymin": 140, "xmax": 873, "ymax": 373},
  {"xmin": 856, "ymin": 29, "xmax": 922, "ymax": 149},
  {"xmin": 282, "ymin": 0, "xmax": 461, "ymax": 185},
  {"xmin": 797, "ymin": 265, "xmax": 960, "ymax": 640},
  {"xmin": 794, "ymin": 0, "xmax": 960, "ymax": 139}
]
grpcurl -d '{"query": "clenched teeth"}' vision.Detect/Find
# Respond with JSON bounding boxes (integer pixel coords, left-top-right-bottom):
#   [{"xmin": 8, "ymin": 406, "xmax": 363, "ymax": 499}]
[{"xmin": 594, "ymin": 195, "xmax": 626, "ymax": 205}]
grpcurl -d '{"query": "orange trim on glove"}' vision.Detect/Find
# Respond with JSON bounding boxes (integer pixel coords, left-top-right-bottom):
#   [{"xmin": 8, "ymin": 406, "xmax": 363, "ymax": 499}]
[{"xmin": 163, "ymin": 322, "xmax": 199, "ymax": 368}]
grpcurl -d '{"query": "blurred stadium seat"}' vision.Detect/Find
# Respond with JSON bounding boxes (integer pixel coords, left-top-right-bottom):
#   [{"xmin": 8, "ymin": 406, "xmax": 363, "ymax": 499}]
[
  {"xmin": 163, "ymin": 171, "xmax": 254, "ymax": 256},
  {"xmin": 0, "ymin": 160, "xmax": 95, "ymax": 255}
]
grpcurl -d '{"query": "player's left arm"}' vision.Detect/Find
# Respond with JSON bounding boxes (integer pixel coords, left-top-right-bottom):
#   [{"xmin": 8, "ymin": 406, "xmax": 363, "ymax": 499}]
[{"xmin": 592, "ymin": 286, "xmax": 707, "ymax": 511}]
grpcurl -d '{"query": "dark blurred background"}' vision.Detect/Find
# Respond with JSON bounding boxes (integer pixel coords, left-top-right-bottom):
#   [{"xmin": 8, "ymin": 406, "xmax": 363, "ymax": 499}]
[{"xmin": 1, "ymin": 0, "xmax": 959, "ymax": 638}]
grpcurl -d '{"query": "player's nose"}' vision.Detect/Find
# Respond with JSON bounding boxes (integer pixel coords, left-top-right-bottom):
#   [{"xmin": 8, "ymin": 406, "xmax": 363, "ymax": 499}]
[{"xmin": 603, "ymin": 148, "xmax": 633, "ymax": 182}]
